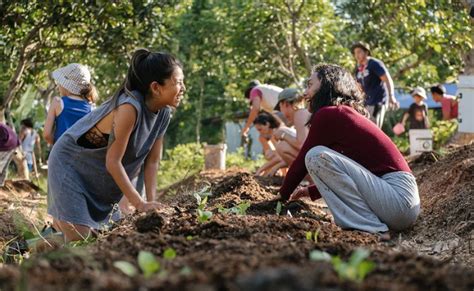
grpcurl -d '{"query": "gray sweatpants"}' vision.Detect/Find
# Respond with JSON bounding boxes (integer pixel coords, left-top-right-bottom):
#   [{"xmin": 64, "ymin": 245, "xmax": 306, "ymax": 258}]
[{"xmin": 305, "ymin": 146, "xmax": 420, "ymax": 233}]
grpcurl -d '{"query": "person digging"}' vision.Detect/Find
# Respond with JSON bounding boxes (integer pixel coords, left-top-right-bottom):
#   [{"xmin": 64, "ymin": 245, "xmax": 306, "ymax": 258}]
[{"xmin": 276, "ymin": 64, "xmax": 420, "ymax": 240}]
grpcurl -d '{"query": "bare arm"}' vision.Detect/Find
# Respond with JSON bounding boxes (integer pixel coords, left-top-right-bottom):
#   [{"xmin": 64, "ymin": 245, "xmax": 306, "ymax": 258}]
[
  {"xmin": 35, "ymin": 134, "xmax": 42, "ymax": 164},
  {"xmin": 401, "ymin": 112, "xmax": 409, "ymax": 126},
  {"xmin": 144, "ymin": 137, "xmax": 163, "ymax": 202},
  {"xmin": 105, "ymin": 104, "xmax": 151, "ymax": 211},
  {"xmin": 241, "ymin": 97, "xmax": 261, "ymax": 136},
  {"xmin": 275, "ymin": 111, "xmax": 309, "ymax": 150},
  {"xmin": 43, "ymin": 97, "xmax": 59, "ymax": 145},
  {"xmin": 380, "ymin": 74, "xmax": 398, "ymax": 108}
]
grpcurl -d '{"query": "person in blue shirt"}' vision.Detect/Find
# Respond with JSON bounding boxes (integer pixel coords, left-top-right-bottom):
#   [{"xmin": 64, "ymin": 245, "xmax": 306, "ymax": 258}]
[
  {"xmin": 352, "ymin": 42, "xmax": 399, "ymax": 128},
  {"xmin": 43, "ymin": 63, "xmax": 97, "ymax": 145}
]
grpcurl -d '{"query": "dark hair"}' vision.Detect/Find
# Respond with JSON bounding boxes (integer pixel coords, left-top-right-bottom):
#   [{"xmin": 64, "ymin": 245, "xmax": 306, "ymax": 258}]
[
  {"xmin": 79, "ymin": 83, "xmax": 98, "ymax": 103},
  {"xmin": 112, "ymin": 49, "xmax": 182, "ymax": 104},
  {"xmin": 244, "ymin": 80, "xmax": 261, "ymax": 99},
  {"xmin": 20, "ymin": 118, "xmax": 34, "ymax": 128},
  {"xmin": 430, "ymin": 84, "xmax": 446, "ymax": 95},
  {"xmin": 307, "ymin": 64, "xmax": 368, "ymax": 125},
  {"xmin": 253, "ymin": 112, "xmax": 281, "ymax": 129}
]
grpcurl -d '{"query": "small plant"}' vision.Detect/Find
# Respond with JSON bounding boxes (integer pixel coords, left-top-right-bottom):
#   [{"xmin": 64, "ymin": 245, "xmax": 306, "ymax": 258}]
[
  {"xmin": 194, "ymin": 190, "xmax": 213, "ymax": 223},
  {"xmin": 218, "ymin": 201, "xmax": 251, "ymax": 216},
  {"xmin": 275, "ymin": 201, "xmax": 282, "ymax": 215},
  {"xmin": 113, "ymin": 251, "xmax": 161, "ymax": 278},
  {"xmin": 305, "ymin": 228, "xmax": 320, "ymax": 243},
  {"xmin": 309, "ymin": 248, "xmax": 375, "ymax": 283},
  {"xmin": 194, "ymin": 187, "xmax": 212, "ymax": 223},
  {"xmin": 113, "ymin": 261, "xmax": 138, "ymax": 277},
  {"xmin": 138, "ymin": 251, "xmax": 161, "ymax": 278},
  {"xmin": 163, "ymin": 248, "xmax": 176, "ymax": 260}
]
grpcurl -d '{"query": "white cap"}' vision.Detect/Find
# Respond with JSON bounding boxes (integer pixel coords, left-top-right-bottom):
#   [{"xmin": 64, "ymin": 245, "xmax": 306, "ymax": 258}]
[
  {"xmin": 410, "ymin": 86, "xmax": 427, "ymax": 100},
  {"xmin": 52, "ymin": 63, "xmax": 91, "ymax": 95}
]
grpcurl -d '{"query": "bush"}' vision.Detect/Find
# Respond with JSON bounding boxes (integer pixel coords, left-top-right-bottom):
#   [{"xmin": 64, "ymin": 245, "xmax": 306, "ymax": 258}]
[
  {"xmin": 157, "ymin": 144, "xmax": 266, "ymax": 191},
  {"xmin": 226, "ymin": 147, "xmax": 265, "ymax": 171},
  {"xmin": 157, "ymin": 143, "xmax": 204, "ymax": 190}
]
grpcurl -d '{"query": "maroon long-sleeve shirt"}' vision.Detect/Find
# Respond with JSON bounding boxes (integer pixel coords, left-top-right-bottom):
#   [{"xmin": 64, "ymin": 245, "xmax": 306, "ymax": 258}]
[{"xmin": 280, "ymin": 105, "xmax": 411, "ymax": 200}]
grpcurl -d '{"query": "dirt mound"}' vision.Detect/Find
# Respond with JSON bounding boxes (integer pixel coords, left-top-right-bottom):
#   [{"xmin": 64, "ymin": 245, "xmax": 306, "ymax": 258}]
[
  {"xmin": 401, "ymin": 144, "xmax": 474, "ymax": 266},
  {"xmin": 408, "ymin": 151, "xmax": 442, "ymax": 171},
  {"xmin": 212, "ymin": 172, "xmax": 276, "ymax": 200},
  {"xmin": 2, "ymin": 168, "xmax": 474, "ymax": 290},
  {"xmin": 0, "ymin": 179, "xmax": 46, "ymax": 253}
]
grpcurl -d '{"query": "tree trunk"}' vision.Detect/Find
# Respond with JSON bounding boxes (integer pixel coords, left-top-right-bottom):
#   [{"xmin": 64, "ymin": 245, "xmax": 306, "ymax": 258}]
[
  {"xmin": 1, "ymin": 26, "xmax": 41, "ymax": 113},
  {"xmin": 196, "ymin": 79, "xmax": 204, "ymax": 144},
  {"xmin": 462, "ymin": 2, "xmax": 474, "ymax": 74}
]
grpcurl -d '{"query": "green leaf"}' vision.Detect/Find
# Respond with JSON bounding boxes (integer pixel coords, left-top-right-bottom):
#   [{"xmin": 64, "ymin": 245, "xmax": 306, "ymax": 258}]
[
  {"xmin": 163, "ymin": 248, "xmax": 177, "ymax": 260},
  {"xmin": 276, "ymin": 201, "xmax": 282, "ymax": 215},
  {"xmin": 349, "ymin": 248, "xmax": 370, "ymax": 266},
  {"xmin": 309, "ymin": 250, "xmax": 331, "ymax": 262},
  {"xmin": 313, "ymin": 228, "xmax": 320, "ymax": 243},
  {"xmin": 306, "ymin": 231, "xmax": 313, "ymax": 241},
  {"xmin": 179, "ymin": 266, "xmax": 192, "ymax": 276},
  {"xmin": 138, "ymin": 251, "xmax": 160, "ymax": 278},
  {"xmin": 357, "ymin": 261, "xmax": 376, "ymax": 282},
  {"xmin": 197, "ymin": 209, "xmax": 213, "ymax": 223},
  {"xmin": 113, "ymin": 261, "xmax": 138, "ymax": 277}
]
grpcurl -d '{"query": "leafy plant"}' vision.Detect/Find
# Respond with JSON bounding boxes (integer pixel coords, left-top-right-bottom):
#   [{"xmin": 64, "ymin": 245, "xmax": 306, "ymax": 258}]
[
  {"xmin": 113, "ymin": 261, "xmax": 138, "ymax": 277},
  {"xmin": 276, "ymin": 201, "xmax": 282, "ymax": 215},
  {"xmin": 138, "ymin": 251, "xmax": 161, "ymax": 279},
  {"xmin": 163, "ymin": 248, "xmax": 176, "ymax": 260},
  {"xmin": 305, "ymin": 228, "xmax": 320, "ymax": 243},
  {"xmin": 194, "ymin": 189, "xmax": 213, "ymax": 223},
  {"xmin": 218, "ymin": 201, "xmax": 251, "ymax": 216},
  {"xmin": 310, "ymin": 248, "xmax": 375, "ymax": 283}
]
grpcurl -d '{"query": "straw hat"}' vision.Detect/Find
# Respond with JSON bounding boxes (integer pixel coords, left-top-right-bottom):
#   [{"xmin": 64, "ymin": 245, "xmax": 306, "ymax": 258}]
[{"xmin": 52, "ymin": 63, "xmax": 91, "ymax": 95}]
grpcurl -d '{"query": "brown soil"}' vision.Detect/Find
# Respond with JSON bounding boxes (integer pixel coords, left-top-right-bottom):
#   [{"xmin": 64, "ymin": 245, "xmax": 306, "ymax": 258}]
[
  {"xmin": 1, "ymin": 168, "xmax": 473, "ymax": 290},
  {"xmin": 401, "ymin": 144, "xmax": 474, "ymax": 266},
  {"xmin": 0, "ymin": 180, "xmax": 45, "ymax": 251}
]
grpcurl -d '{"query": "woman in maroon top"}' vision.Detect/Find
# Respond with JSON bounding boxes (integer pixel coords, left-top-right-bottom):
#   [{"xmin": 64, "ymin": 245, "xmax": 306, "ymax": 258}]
[{"xmin": 279, "ymin": 64, "xmax": 420, "ymax": 235}]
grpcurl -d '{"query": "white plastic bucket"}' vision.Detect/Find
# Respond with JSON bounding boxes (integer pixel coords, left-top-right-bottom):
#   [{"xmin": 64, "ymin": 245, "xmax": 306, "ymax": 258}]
[
  {"xmin": 204, "ymin": 143, "xmax": 227, "ymax": 170},
  {"xmin": 409, "ymin": 129, "xmax": 433, "ymax": 156}
]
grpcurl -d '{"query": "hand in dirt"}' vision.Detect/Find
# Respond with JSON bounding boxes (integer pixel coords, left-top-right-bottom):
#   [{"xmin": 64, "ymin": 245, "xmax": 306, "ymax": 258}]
[
  {"xmin": 136, "ymin": 201, "xmax": 161, "ymax": 212},
  {"xmin": 289, "ymin": 186, "xmax": 309, "ymax": 201}
]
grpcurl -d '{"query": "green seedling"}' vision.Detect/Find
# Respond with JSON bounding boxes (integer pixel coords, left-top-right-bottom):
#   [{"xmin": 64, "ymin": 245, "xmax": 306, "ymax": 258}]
[
  {"xmin": 309, "ymin": 248, "xmax": 375, "ymax": 283},
  {"xmin": 217, "ymin": 204, "xmax": 232, "ymax": 214},
  {"xmin": 194, "ymin": 191, "xmax": 213, "ymax": 223},
  {"xmin": 163, "ymin": 248, "xmax": 176, "ymax": 260},
  {"xmin": 276, "ymin": 201, "xmax": 282, "ymax": 215},
  {"xmin": 197, "ymin": 209, "xmax": 213, "ymax": 223},
  {"xmin": 113, "ymin": 261, "xmax": 138, "ymax": 277},
  {"xmin": 218, "ymin": 201, "xmax": 251, "ymax": 216},
  {"xmin": 138, "ymin": 251, "xmax": 161, "ymax": 278},
  {"xmin": 179, "ymin": 266, "xmax": 193, "ymax": 276},
  {"xmin": 305, "ymin": 228, "xmax": 320, "ymax": 243},
  {"xmin": 233, "ymin": 201, "xmax": 251, "ymax": 215}
]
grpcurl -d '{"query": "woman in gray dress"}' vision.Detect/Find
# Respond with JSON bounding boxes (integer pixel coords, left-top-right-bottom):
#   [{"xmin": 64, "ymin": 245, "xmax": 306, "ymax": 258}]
[{"xmin": 47, "ymin": 49, "xmax": 185, "ymax": 242}]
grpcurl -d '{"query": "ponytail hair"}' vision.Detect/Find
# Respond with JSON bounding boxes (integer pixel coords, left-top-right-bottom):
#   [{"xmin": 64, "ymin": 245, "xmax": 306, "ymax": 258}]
[
  {"xmin": 79, "ymin": 83, "xmax": 98, "ymax": 103},
  {"xmin": 112, "ymin": 48, "xmax": 182, "ymax": 105}
]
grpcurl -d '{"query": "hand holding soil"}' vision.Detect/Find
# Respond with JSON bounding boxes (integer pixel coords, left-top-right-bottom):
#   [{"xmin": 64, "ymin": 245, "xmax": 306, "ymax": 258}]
[{"xmin": 289, "ymin": 186, "xmax": 310, "ymax": 201}]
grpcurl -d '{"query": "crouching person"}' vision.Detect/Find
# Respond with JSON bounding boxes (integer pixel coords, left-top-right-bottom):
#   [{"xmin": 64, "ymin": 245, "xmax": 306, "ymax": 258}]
[
  {"xmin": 47, "ymin": 49, "xmax": 185, "ymax": 242},
  {"xmin": 279, "ymin": 64, "xmax": 420, "ymax": 236}
]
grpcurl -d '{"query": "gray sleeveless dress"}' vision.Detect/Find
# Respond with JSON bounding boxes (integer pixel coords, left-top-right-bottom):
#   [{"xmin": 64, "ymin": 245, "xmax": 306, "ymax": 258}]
[{"xmin": 47, "ymin": 90, "xmax": 171, "ymax": 229}]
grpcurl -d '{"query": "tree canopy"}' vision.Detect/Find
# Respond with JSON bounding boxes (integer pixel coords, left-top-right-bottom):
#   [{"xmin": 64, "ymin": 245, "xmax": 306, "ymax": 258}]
[{"xmin": 0, "ymin": 0, "xmax": 470, "ymax": 147}]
